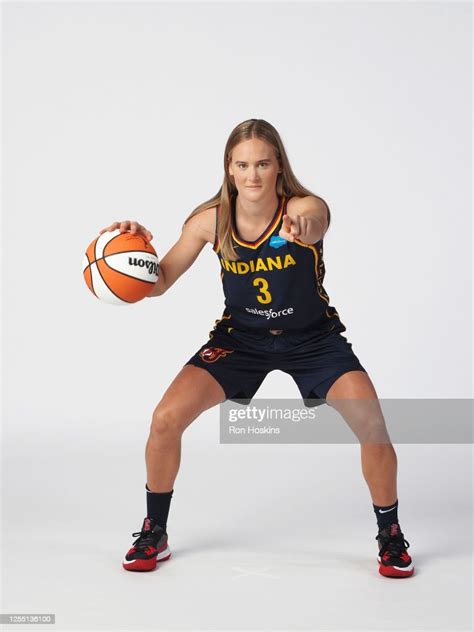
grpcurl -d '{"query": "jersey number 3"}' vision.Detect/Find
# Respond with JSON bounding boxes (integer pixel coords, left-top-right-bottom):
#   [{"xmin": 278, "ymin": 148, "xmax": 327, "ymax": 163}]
[{"xmin": 253, "ymin": 277, "xmax": 272, "ymax": 304}]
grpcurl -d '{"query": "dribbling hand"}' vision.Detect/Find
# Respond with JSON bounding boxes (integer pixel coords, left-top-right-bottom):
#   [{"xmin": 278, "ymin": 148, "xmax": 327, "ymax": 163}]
[{"xmin": 99, "ymin": 220, "xmax": 153, "ymax": 242}]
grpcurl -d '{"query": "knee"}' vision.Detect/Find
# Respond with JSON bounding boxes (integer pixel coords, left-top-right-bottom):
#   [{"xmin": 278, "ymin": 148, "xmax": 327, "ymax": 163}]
[
  {"xmin": 357, "ymin": 414, "xmax": 391, "ymax": 444},
  {"xmin": 150, "ymin": 406, "xmax": 186, "ymax": 440},
  {"xmin": 336, "ymin": 403, "xmax": 390, "ymax": 443}
]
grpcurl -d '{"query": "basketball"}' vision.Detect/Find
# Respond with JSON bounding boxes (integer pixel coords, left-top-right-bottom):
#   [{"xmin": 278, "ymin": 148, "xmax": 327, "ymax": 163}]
[{"xmin": 83, "ymin": 230, "xmax": 159, "ymax": 305}]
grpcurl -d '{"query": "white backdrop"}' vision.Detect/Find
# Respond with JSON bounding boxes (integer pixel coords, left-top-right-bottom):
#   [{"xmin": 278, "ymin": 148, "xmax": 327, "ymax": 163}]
[{"xmin": 2, "ymin": 2, "xmax": 472, "ymax": 631}]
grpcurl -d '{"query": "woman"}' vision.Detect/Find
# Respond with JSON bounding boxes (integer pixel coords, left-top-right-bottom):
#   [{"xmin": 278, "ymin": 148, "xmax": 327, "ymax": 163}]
[{"xmin": 99, "ymin": 119, "xmax": 414, "ymax": 578}]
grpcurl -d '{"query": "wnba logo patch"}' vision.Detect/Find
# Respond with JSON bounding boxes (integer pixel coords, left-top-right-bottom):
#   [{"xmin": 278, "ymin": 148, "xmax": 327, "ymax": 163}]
[
  {"xmin": 199, "ymin": 347, "xmax": 234, "ymax": 363},
  {"xmin": 269, "ymin": 235, "xmax": 287, "ymax": 249}
]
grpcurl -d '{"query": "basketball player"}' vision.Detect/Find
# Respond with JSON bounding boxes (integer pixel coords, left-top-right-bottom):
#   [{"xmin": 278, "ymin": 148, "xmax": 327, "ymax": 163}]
[{"xmin": 99, "ymin": 119, "xmax": 414, "ymax": 578}]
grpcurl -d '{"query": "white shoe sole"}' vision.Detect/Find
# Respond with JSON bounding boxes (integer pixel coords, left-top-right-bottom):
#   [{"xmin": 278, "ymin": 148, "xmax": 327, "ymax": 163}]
[{"xmin": 377, "ymin": 556, "xmax": 414, "ymax": 572}]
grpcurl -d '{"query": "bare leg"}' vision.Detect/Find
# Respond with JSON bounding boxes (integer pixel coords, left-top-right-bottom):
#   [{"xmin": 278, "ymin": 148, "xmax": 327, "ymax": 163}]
[
  {"xmin": 145, "ymin": 365, "xmax": 226, "ymax": 492},
  {"xmin": 326, "ymin": 371, "xmax": 398, "ymax": 506}
]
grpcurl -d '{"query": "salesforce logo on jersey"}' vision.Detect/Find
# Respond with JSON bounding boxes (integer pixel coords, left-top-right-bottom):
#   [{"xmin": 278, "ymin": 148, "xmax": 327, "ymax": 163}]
[
  {"xmin": 269, "ymin": 236, "xmax": 287, "ymax": 249},
  {"xmin": 245, "ymin": 306, "xmax": 294, "ymax": 320}
]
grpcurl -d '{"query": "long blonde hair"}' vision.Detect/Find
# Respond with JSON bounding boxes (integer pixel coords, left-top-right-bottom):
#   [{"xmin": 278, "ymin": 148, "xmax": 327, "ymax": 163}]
[{"xmin": 183, "ymin": 118, "xmax": 331, "ymax": 261}]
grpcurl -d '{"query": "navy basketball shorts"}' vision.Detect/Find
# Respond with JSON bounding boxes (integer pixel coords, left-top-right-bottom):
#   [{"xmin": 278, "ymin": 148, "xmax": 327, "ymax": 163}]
[{"xmin": 184, "ymin": 321, "xmax": 367, "ymax": 407}]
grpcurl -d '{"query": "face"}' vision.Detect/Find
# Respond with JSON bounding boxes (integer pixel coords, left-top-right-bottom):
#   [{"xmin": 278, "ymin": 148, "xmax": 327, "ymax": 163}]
[{"xmin": 228, "ymin": 137, "xmax": 282, "ymax": 201}]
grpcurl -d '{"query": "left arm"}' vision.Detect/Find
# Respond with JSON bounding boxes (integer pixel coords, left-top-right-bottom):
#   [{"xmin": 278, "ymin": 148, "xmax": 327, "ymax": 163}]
[{"xmin": 279, "ymin": 196, "xmax": 329, "ymax": 244}]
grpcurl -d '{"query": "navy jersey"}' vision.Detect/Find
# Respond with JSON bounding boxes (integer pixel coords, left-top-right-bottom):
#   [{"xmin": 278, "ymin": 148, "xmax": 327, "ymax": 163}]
[{"xmin": 212, "ymin": 193, "xmax": 346, "ymax": 333}]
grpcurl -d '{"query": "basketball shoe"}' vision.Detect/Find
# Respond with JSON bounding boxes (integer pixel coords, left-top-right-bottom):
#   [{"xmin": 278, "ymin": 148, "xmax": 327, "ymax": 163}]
[
  {"xmin": 122, "ymin": 517, "xmax": 171, "ymax": 572},
  {"xmin": 376, "ymin": 522, "xmax": 414, "ymax": 578}
]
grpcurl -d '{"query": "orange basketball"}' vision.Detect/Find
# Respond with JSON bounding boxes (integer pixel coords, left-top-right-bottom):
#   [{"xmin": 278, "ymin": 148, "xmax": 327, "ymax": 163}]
[{"xmin": 82, "ymin": 230, "xmax": 159, "ymax": 305}]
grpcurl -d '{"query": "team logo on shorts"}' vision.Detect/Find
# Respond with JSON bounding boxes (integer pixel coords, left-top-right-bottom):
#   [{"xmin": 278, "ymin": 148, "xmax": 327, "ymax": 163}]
[{"xmin": 199, "ymin": 347, "xmax": 234, "ymax": 363}]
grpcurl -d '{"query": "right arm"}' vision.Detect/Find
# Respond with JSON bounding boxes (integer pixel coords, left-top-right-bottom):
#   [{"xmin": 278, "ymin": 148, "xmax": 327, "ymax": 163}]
[
  {"xmin": 148, "ymin": 207, "xmax": 216, "ymax": 296},
  {"xmin": 98, "ymin": 208, "xmax": 216, "ymax": 297}
]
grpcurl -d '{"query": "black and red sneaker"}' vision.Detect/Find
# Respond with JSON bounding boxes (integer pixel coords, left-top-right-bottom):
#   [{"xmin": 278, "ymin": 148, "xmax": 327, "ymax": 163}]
[
  {"xmin": 376, "ymin": 522, "xmax": 414, "ymax": 578},
  {"xmin": 122, "ymin": 517, "xmax": 171, "ymax": 572}
]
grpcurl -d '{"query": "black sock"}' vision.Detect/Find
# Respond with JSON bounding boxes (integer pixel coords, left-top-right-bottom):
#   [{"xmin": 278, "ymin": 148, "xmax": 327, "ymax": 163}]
[
  {"xmin": 146, "ymin": 484, "xmax": 173, "ymax": 533},
  {"xmin": 373, "ymin": 499, "xmax": 399, "ymax": 531}
]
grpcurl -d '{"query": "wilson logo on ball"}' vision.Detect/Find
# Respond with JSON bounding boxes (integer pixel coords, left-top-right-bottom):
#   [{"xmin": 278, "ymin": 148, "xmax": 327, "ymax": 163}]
[
  {"xmin": 128, "ymin": 258, "xmax": 159, "ymax": 276},
  {"xmin": 83, "ymin": 230, "xmax": 160, "ymax": 305}
]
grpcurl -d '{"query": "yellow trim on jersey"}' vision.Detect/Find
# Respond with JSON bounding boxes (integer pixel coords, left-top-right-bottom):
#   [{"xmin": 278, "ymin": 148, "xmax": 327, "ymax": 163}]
[
  {"xmin": 208, "ymin": 312, "xmax": 231, "ymax": 340},
  {"xmin": 231, "ymin": 195, "xmax": 285, "ymax": 249},
  {"xmin": 294, "ymin": 238, "xmax": 342, "ymax": 321}
]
